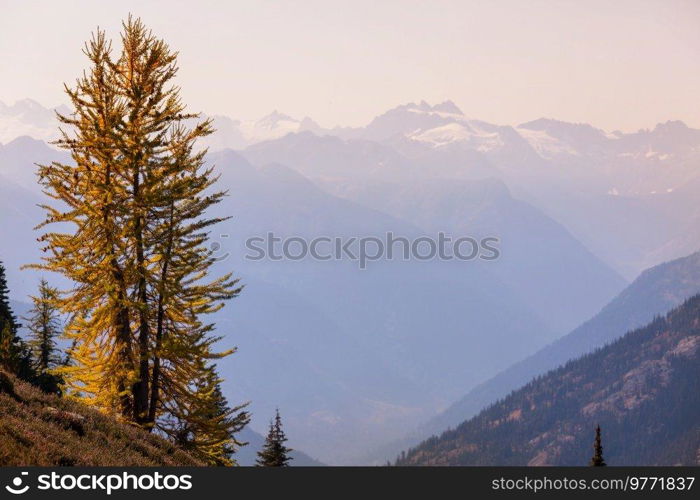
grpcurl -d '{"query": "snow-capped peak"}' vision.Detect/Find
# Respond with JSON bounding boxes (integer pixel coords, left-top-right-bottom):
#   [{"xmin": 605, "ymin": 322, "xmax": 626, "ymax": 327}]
[
  {"xmin": 0, "ymin": 98, "xmax": 46, "ymax": 114},
  {"xmin": 400, "ymin": 100, "xmax": 464, "ymax": 119},
  {"xmin": 257, "ymin": 110, "xmax": 296, "ymax": 127},
  {"xmin": 237, "ymin": 110, "xmax": 310, "ymax": 144},
  {"xmin": 432, "ymin": 100, "xmax": 464, "ymax": 116}
]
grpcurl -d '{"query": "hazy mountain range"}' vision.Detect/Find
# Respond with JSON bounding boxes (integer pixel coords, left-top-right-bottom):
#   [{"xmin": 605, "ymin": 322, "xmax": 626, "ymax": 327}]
[
  {"xmin": 1, "ymin": 98, "xmax": 699, "ymax": 464},
  {"xmin": 5, "ymin": 97, "xmax": 699, "ymax": 279},
  {"xmin": 0, "ymin": 137, "xmax": 624, "ymax": 463}
]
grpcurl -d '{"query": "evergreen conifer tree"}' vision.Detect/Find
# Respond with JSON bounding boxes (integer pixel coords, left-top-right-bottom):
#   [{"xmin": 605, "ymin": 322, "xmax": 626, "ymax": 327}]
[
  {"xmin": 589, "ymin": 424, "xmax": 606, "ymax": 466},
  {"xmin": 257, "ymin": 409, "xmax": 293, "ymax": 467},
  {"xmin": 0, "ymin": 261, "xmax": 16, "ymax": 368},
  {"xmin": 24, "ymin": 279, "xmax": 63, "ymax": 393},
  {"xmin": 0, "ymin": 261, "xmax": 35, "ymax": 381}
]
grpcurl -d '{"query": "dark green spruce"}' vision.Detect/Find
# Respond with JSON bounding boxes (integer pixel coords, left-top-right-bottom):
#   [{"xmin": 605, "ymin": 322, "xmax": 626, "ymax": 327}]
[
  {"xmin": 589, "ymin": 424, "xmax": 606, "ymax": 466},
  {"xmin": 0, "ymin": 260, "xmax": 35, "ymax": 381},
  {"xmin": 23, "ymin": 279, "xmax": 63, "ymax": 394},
  {"xmin": 257, "ymin": 409, "xmax": 293, "ymax": 467}
]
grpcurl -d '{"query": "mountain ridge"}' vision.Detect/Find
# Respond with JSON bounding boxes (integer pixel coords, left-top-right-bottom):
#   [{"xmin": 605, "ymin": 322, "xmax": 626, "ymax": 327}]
[{"xmin": 4, "ymin": 97, "xmax": 697, "ymax": 157}]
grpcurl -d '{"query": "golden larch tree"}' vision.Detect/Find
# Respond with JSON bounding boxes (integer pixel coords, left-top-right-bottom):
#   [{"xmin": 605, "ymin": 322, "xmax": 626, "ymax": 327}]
[{"xmin": 32, "ymin": 17, "xmax": 248, "ymax": 465}]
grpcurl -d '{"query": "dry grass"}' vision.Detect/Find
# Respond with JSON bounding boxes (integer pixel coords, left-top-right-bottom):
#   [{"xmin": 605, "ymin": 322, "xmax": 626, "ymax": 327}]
[{"xmin": 0, "ymin": 371, "xmax": 203, "ymax": 466}]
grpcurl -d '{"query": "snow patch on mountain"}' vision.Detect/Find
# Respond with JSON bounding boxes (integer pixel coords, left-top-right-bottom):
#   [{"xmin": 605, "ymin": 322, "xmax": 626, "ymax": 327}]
[
  {"xmin": 516, "ymin": 127, "xmax": 578, "ymax": 158},
  {"xmin": 237, "ymin": 111, "xmax": 322, "ymax": 144},
  {"xmin": 239, "ymin": 111, "xmax": 300, "ymax": 143},
  {"xmin": 408, "ymin": 122, "xmax": 503, "ymax": 152}
]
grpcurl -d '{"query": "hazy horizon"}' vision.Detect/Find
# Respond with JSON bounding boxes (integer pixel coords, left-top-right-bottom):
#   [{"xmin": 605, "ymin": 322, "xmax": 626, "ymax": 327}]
[{"xmin": 1, "ymin": 0, "xmax": 699, "ymax": 132}]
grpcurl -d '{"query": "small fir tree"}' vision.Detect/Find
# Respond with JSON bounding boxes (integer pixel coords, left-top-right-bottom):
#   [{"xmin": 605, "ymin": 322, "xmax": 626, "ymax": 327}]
[
  {"xmin": 257, "ymin": 409, "xmax": 293, "ymax": 467},
  {"xmin": 0, "ymin": 261, "xmax": 35, "ymax": 381},
  {"xmin": 24, "ymin": 279, "xmax": 63, "ymax": 393},
  {"xmin": 589, "ymin": 424, "xmax": 606, "ymax": 466}
]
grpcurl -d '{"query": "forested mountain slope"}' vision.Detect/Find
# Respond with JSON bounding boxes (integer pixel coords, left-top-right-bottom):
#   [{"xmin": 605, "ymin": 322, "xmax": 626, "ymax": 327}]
[{"xmin": 397, "ymin": 295, "xmax": 700, "ymax": 465}]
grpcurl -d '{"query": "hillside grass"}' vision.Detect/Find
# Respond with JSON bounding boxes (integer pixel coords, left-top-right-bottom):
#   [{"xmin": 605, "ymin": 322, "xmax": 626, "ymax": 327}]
[{"xmin": 0, "ymin": 371, "xmax": 203, "ymax": 466}]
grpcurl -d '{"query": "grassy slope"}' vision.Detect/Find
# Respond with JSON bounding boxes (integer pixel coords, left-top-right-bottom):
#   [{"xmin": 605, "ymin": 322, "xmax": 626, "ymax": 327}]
[{"xmin": 0, "ymin": 372, "xmax": 203, "ymax": 466}]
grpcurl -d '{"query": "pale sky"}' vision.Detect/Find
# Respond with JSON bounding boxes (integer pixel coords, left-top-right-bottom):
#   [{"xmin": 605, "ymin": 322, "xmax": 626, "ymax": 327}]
[{"xmin": 1, "ymin": 0, "xmax": 699, "ymax": 131}]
